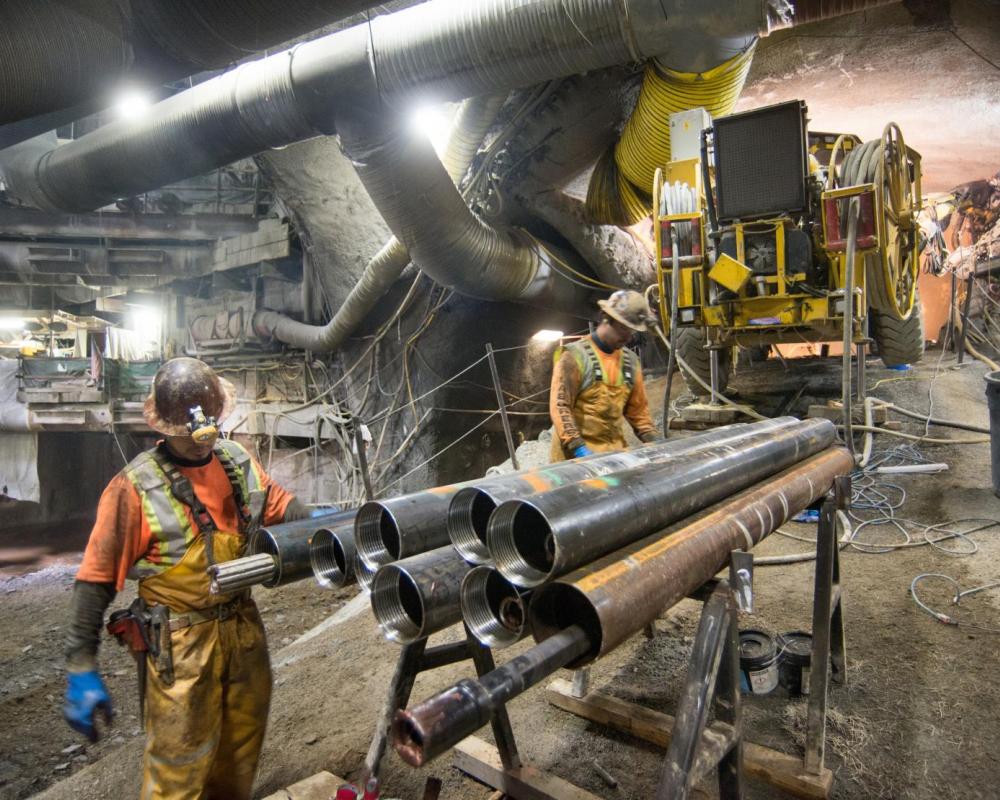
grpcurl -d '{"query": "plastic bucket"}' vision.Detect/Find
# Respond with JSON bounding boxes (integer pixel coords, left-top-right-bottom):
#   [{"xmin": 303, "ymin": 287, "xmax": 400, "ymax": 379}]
[
  {"xmin": 738, "ymin": 629, "xmax": 779, "ymax": 695},
  {"xmin": 985, "ymin": 372, "xmax": 1000, "ymax": 498},
  {"xmin": 777, "ymin": 630, "xmax": 813, "ymax": 696}
]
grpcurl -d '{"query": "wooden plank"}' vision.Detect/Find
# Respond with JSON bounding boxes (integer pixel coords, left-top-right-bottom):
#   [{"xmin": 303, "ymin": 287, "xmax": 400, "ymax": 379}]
[
  {"xmin": 453, "ymin": 737, "xmax": 601, "ymax": 800},
  {"xmin": 260, "ymin": 771, "xmax": 347, "ymax": 800},
  {"xmin": 546, "ymin": 678, "xmax": 833, "ymax": 800},
  {"xmin": 680, "ymin": 403, "xmax": 744, "ymax": 424}
]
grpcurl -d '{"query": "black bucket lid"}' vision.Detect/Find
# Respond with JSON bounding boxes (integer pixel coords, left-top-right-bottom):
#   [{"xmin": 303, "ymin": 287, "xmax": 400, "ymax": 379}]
[
  {"xmin": 739, "ymin": 629, "xmax": 777, "ymax": 668},
  {"xmin": 777, "ymin": 630, "xmax": 812, "ymax": 665}
]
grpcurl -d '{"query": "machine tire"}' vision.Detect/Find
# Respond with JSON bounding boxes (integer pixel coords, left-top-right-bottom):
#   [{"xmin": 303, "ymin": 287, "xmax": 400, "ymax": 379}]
[
  {"xmin": 676, "ymin": 327, "xmax": 730, "ymax": 397},
  {"xmin": 870, "ymin": 292, "xmax": 925, "ymax": 367}
]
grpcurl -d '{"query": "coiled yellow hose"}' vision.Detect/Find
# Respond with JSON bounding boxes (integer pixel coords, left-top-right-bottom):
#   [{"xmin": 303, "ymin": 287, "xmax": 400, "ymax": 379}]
[{"xmin": 586, "ymin": 45, "xmax": 757, "ymax": 226}]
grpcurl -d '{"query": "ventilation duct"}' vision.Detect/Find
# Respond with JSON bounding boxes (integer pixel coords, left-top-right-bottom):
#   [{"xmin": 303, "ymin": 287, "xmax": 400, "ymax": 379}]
[
  {"xmin": 586, "ymin": 46, "xmax": 758, "ymax": 225},
  {"xmin": 338, "ymin": 112, "xmax": 590, "ymax": 306},
  {"xmin": 5, "ymin": 0, "xmax": 797, "ymax": 215},
  {"xmin": 253, "ymin": 93, "xmax": 506, "ymax": 350},
  {"xmin": 0, "ymin": 1, "xmax": 395, "ymax": 127}
]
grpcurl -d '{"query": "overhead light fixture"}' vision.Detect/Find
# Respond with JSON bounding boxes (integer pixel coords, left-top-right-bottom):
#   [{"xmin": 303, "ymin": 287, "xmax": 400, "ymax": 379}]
[
  {"xmin": 531, "ymin": 329, "xmax": 564, "ymax": 343},
  {"xmin": 128, "ymin": 305, "xmax": 161, "ymax": 347},
  {"xmin": 0, "ymin": 317, "xmax": 25, "ymax": 330},
  {"xmin": 113, "ymin": 88, "xmax": 153, "ymax": 120},
  {"xmin": 408, "ymin": 102, "xmax": 453, "ymax": 156}
]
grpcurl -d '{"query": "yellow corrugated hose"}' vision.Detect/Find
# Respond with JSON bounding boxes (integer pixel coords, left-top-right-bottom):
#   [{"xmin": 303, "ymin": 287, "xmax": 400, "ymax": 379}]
[{"xmin": 586, "ymin": 45, "xmax": 757, "ymax": 226}]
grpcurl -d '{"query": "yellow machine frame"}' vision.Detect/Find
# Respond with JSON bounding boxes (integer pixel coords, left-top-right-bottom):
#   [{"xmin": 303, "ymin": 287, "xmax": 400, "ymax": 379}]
[{"xmin": 653, "ymin": 125, "xmax": 922, "ymax": 350}]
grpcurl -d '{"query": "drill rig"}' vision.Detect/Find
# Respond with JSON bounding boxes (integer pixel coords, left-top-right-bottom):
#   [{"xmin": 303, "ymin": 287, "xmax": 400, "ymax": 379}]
[{"xmin": 653, "ymin": 100, "xmax": 924, "ymax": 400}]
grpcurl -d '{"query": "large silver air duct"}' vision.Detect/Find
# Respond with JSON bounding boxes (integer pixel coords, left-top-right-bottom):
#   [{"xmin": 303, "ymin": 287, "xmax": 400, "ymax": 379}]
[{"xmin": 7, "ymin": 0, "xmax": 790, "ymax": 214}]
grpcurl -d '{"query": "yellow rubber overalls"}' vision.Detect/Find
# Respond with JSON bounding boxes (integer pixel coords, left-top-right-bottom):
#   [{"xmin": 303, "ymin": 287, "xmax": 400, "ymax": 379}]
[
  {"xmin": 124, "ymin": 441, "xmax": 271, "ymax": 800},
  {"xmin": 550, "ymin": 338, "xmax": 639, "ymax": 462}
]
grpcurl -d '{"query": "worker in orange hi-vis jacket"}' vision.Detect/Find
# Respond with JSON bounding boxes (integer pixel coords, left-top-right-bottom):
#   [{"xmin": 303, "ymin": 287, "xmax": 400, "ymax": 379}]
[
  {"xmin": 63, "ymin": 357, "xmax": 316, "ymax": 799},
  {"xmin": 550, "ymin": 290, "xmax": 661, "ymax": 462}
]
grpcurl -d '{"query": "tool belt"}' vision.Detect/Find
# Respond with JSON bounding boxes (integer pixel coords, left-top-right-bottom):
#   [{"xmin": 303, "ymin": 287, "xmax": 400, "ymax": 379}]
[
  {"xmin": 107, "ymin": 598, "xmax": 175, "ymax": 688},
  {"xmin": 106, "ymin": 595, "xmax": 246, "ymax": 695},
  {"xmin": 168, "ymin": 595, "xmax": 247, "ymax": 631}
]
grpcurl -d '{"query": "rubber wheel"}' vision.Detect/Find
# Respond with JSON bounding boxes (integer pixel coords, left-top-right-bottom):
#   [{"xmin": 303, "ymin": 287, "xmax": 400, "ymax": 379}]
[
  {"xmin": 870, "ymin": 291, "xmax": 925, "ymax": 367},
  {"xmin": 676, "ymin": 327, "xmax": 731, "ymax": 396}
]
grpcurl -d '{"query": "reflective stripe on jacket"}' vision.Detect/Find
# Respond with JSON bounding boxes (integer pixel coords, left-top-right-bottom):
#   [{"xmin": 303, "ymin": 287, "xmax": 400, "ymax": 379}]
[{"xmin": 125, "ymin": 440, "xmax": 262, "ymax": 579}]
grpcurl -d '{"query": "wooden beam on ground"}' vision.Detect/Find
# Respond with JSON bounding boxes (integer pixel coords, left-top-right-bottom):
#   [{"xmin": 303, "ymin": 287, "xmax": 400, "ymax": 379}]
[
  {"xmin": 545, "ymin": 678, "xmax": 832, "ymax": 800},
  {"xmin": 453, "ymin": 737, "xmax": 602, "ymax": 800},
  {"xmin": 260, "ymin": 770, "xmax": 347, "ymax": 800}
]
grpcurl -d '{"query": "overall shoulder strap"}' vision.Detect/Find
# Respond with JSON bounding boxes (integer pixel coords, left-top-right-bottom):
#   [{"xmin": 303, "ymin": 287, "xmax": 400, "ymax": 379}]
[
  {"xmin": 571, "ymin": 339, "xmax": 604, "ymax": 391},
  {"xmin": 214, "ymin": 439, "xmax": 267, "ymax": 530},
  {"xmin": 621, "ymin": 347, "xmax": 637, "ymax": 389},
  {"xmin": 149, "ymin": 445, "xmax": 217, "ymax": 536}
]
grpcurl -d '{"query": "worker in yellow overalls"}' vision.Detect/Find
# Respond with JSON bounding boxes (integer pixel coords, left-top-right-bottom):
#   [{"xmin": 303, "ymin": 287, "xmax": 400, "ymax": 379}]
[
  {"xmin": 63, "ymin": 357, "xmax": 315, "ymax": 799},
  {"xmin": 550, "ymin": 290, "xmax": 660, "ymax": 461}
]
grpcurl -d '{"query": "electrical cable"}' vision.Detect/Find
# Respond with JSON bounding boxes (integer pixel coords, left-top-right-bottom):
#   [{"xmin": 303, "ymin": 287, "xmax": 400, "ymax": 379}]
[
  {"xmin": 873, "ymin": 401, "xmax": 990, "ymax": 435},
  {"xmin": 910, "ymin": 574, "xmax": 1000, "ymax": 633},
  {"xmin": 841, "ymin": 425, "xmax": 990, "ymax": 445}
]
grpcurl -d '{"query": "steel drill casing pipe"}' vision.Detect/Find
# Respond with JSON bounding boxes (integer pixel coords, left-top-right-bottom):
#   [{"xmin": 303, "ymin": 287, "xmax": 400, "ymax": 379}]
[
  {"xmin": 448, "ymin": 418, "xmax": 799, "ymax": 562},
  {"xmin": 530, "ymin": 446, "xmax": 855, "ymax": 665},
  {"xmin": 393, "ymin": 624, "xmax": 592, "ymax": 767},
  {"xmin": 249, "ymin": 510, "xmax": 354, "ymax": 588},
  {"xmin": 358, "ymin": 421, "xmax": 797, "ymax": 571},
  {"xmin": 309, "ymin": 519, "xmax": 358, "ymax": 589},
  {"xmin": 369, "ymin": 546, "xmax": 472, "ymax": 644},
  {"xmin": 393, "ymin": 447, "xmax": 853, "ymax": 767},
  {"xmin": 355, "ymin": 486, "xmax": 471, "ymax": 570},
  {"xmin": 489, "ymin": 418, "xmax": 836, "ymax": 587},
  {"xmin": 460, "ymin": 565, "xmax": 532, "ymax": 649}
]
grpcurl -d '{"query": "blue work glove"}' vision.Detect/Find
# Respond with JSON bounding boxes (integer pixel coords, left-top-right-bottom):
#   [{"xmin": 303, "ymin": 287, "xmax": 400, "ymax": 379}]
[
  {"xmin": 573, "ymin": 445, "xmax": 594, "ymax": 458},
  {"xmin": 64, "ymin": 670, "xmax": 112, "ymax": 742}
]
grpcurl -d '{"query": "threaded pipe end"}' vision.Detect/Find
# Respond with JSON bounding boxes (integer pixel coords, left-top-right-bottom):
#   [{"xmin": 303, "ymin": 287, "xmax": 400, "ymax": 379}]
[
  {"xmin": 370, "ymin": 564, "xmax": 425, "ymax": 644},
  {"xmin": 488, "ymin": 500, "xmax": 555, "ymax": 588},
  {"xmin": 448, "ymin": 488, "xmax": 495, "ymax": 563},
  {"xmin": 461, "ymin": 566, "xmax": 528, "ymax": 649},
  {"xmin": 310, "ymin": 528, "xmax": 346, "ymax": 588},
  {"xmin": 356, "ymin": 503, "xmax": 400, "ymax": 569}
]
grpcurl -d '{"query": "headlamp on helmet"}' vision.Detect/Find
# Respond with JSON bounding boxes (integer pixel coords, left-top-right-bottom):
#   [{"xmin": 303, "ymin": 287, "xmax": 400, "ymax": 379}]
[{"xmin": 187, "ymin": 405, "xmax": 219, "ymax": 445}]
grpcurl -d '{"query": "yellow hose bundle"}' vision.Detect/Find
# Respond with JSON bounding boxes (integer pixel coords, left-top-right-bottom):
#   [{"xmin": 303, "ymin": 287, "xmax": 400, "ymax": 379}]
[{"xmin": 586, "ymin": 45, "xmax": 757, "ymax": 226}]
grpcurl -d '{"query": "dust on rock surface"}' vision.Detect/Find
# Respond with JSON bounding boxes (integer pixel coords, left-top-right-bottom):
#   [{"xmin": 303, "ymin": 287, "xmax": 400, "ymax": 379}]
[{"xmin": 9, "ymin": 351, "xmax": 1000, "ymax": 799}]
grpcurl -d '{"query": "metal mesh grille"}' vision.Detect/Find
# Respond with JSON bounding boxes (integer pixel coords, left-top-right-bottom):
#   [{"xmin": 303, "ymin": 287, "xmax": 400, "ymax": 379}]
[{"xmin": 714, "ymin": 101, "xmax": 808, "ymax": 222}]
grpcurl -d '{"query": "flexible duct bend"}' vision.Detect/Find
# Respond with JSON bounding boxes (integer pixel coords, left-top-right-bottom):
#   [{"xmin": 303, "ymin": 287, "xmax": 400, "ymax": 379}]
[
  {"xmin": 252, "ymin": 94, "xmax": 506, "ymax": 350},
  {"xmin": 340, "ymin": 113, "xmax": 589, "ymax": 305},
  {"xmin": 586, "ymin": 46, "xmax": 757, "ymax": 225}
]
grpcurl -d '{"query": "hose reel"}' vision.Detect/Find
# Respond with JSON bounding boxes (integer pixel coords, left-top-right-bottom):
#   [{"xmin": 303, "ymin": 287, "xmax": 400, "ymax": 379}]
[{"xmin": 833, "ymin": 123, "xmax": 922, "ymax": 320}]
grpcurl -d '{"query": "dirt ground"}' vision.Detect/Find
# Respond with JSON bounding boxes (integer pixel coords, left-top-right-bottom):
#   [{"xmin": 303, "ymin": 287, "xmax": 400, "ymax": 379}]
[{"xmin": 3, "ymin": 348, "xmax": 999, "ymax": 800}]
